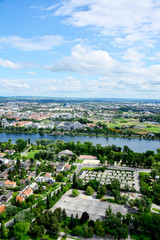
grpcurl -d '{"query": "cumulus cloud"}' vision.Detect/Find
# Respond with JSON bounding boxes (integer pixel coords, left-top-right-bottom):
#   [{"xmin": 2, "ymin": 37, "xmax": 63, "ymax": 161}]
[
  {"xmin": 0, "ymin": 58, "xmax": 20, "ymax": 69},
  {"xmin": 46, "ymin": 44, "xmax": 120, "ymax": 75},
  {"xmin": 0, "ymin": 35, "xmax": 63, "ymax": 51},
  {"xmin": 43, "ymin": 43, "xmax": 160, "ymax": 96}
]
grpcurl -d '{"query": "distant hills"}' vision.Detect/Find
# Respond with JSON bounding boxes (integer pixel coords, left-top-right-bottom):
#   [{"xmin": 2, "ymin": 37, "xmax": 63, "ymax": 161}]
[{"xmin": 0, "ymin": 96, "xmax": 160, "ymax": 103}]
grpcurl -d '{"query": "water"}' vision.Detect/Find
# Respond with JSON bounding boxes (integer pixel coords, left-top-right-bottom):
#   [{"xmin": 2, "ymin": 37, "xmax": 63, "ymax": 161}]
[{"xmin": 0, "ymin": 132, "xmax": 159, "ymax": 153}]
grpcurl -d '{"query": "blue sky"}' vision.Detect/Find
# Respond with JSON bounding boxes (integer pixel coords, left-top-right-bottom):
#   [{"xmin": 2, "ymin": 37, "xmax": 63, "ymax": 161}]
[{"xmin": 0, "ymin": 0, "xmax": 160, "ymax": 99}]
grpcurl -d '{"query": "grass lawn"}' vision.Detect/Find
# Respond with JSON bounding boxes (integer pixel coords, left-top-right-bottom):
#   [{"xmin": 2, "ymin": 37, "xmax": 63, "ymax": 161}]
[
  {"xmin": 130, "ymin": 229, "xmax": 151, "ymax": 240},
  {"xmin": 152, "ymin": 208, "xmax": 160, "ymax": 213},
  {"xmin": 13, "ymin": 192, "xmax": 18, "ymax": 198},
  {"xmin": 26, "ymin": 150, "xmax": 39, "ymax": 159},
  {"xmin": 139, "ymin": 172, "xmax": 150, "ymax": 176},
  {"xmin": 77, "ymin": 159, "xmax": 84, "ymax": 163}
]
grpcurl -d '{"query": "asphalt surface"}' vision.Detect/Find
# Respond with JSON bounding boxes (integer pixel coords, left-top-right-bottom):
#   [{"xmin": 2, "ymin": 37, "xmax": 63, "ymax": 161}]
[{"xmin": 51, "ymin": 189, "xmax": 136, "ymax": 221}]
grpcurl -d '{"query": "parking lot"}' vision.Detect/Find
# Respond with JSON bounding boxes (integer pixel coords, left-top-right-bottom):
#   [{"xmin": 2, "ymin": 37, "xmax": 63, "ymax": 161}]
[
  {"xmin": 51, "ymin": 189, "xmax": 131, "ymax": 220},
  {"xmin": 79, "ymin": 169, "xmax": 136, "ymax": 191}
]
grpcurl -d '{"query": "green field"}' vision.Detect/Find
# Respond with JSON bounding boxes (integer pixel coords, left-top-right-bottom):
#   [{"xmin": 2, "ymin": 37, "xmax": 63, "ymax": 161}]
[{"xmin": 107, "ymin": 118, "xmax": 160, "ymax": 134}]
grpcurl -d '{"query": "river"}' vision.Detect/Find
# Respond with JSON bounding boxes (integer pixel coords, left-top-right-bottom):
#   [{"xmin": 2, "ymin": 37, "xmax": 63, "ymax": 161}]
[{"xmin": 0, "ymin": 132, "xmax": 159, "ymax": 153}]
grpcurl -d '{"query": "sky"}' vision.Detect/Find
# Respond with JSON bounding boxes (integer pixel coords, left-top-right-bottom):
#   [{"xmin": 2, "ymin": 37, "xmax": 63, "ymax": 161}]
[{"xmin": 0, "ymin": 0, "xmax": 160, "ymax": 99}]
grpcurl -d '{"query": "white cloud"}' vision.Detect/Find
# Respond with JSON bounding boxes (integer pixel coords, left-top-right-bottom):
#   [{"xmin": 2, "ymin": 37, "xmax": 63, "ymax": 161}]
[
  {"xmin": 149, "ymin": 53, "xmax": 160, "ymax": 61},
  {"xmin": 46, "ymin": 44, "xmax": 120, "ymax": 75},
  {"xmin": 50, "ymin": 0, "xmax": 160, "ymax": 46},
  {"xmin": 122, "ymin": 48, "xmax": 145, "ymax": 64},
  {"xmin": 28, "ymin": 71, "xmax": 37, "ymax": 75},
  {"xmin": 0, "ymin": 58, "xmax": 20, "ymax": 69},
  {"xmin": 0, "ymin": 35, "xmax": 63, "ymax": 51},
  {"xmin": 2, "ymin": 79, "xmax": 30, "ymax": 89},
  {"xmin": 43, "ymin": 43, "xmax": 160, "ymax": 96}
]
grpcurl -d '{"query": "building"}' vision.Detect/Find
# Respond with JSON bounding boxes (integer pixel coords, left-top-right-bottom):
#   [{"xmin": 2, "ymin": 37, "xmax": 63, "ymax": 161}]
[
  {"xmin": 4, "ymin": 150, "xmax": 15, "ymax": 155},
  {"xmin": 56, "ymin": 121, "xmax": 84, "ymax": 131},
  {"xmin": 56, "ymin": 162, "xmax": 65, "ymax": 172},
  {"xmin": 36, "ymin": 176, "xmax": 55, "ymax": 184},
  {"xmin": 4, "ymin": 180, "xmax": 16, "ymax": 188},
  {"xmin": 20, "ymin": 179, "xmax": 27, "ymax": 185},
  {"xmin": 1, "ymin": 191, "xmax": 13, "ymax": 203},
  {"xmin": 0, "ymin": 205, "xmax": 5, "ymax": 214},
  {"xmin": 30, "ymin": 182, "xmax": 38, "ymax": 191},
  {"xmin": 0, "ymin": 180, "xmax": 4, "ymax": 188},
  {"xmin": 20, "ymin": 160, "xmax": 30, "ymax": 170},
  {"xmin": 21, "ymin": 187, "xmax": 33, "ymax": 198},
  {"xmin": 0, "ymin": 172, "xmax": 8, "ymax": 179},
  {"xmin": 47, "ymin": 178, "xmax": 55, "ymax": 184},
  {"xmin": 16, "ymin": 196, "xmax": 24, "ymax": 203},
  {"xmin": 58, "ymin": 149, "xmax": 74, "ymax": 159},
  {"xmin": 44, "ymin": 172, "xmax": 52, "ymax": 178},
  {"xmin": 36, "ymin": 176, "xmax": 45, "ymax": 183},
  {"xmin": 0, "ymin": 158, "xmax": 9, "ymax": 164},
  {"xmin": 65, "ymin": 164, "xmax": 71, "ymax": 170}
]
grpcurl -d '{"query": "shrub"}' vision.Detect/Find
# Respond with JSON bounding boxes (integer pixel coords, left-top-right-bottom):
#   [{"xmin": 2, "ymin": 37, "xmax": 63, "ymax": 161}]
[{"xmin": 72, "ymin": 189, "xmax": 79, "ymax": 197}]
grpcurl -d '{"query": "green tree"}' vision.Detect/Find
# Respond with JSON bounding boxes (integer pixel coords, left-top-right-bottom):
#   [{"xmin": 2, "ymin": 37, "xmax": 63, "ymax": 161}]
[
  {"xmin": 86, "ymin": 186, "xmax": 94, "ymax": 195},
  {"xmin": 111, "ymin": 179, "xmax": 120, "ymax": 191},
  {"xmin": 73, "ymin": 172, "xmax": 76, "ymax": 186},
  {"xmin": 62, "ymin": 209, "xmax": 67, "ymax": 220},
  {"xmin": 111, "ymin": 189, "xmax": 121, "ymax": 202},
  {"xmin": 74, "ymin": 178, "xmax": 84, "ymax": 189},
  {"xmin": 94, "ymin": 220, "xmax": 105, "ymax": 237},
  {"xmin": 150, "ymin": 169, "xmax": 159, "ymax": 179},
  {"xmin": 29, "ymin": 223, "xmax": 45, "ymax": 238},
  {"xmin": 80, "ymin": 212, "xmax": 89, "ymax": 224},
  {"xmin": 13, "ymin": 222, "xmax": 30, "ymax": 240},
  {"xmin": 84, "ymin": 225, "xmax": 94, "ymax": 238},
  {"xmin": 51, "ymin": 219, "xmax": 60, "ymax": 235},
  {"xmin": 56, "ymin": 172, "xmax": 64, "ymax": 182},
  {"xmin": 64, "ymin": 226, "xmax": 69, "ymax": 236},
  {"xmin": 97, "ymin": 184, "xmax": 107, "ymax": 198},
  {"xmin": 6, "ymin": 205, "xmax": 18, "ymax": 218},
  {"xmin": 0, "ymin": 220, "xmax": 5, "ymax": 239},
  {"xmin": 16, "ymin": 158, "xmax": 20, "ymax": 167}
]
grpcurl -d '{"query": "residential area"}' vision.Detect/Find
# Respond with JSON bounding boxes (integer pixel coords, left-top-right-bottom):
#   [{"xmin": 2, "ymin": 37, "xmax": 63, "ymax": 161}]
[
  {"xmin": 0, "ymin": 135, "xmax": 159, "ymax": 240},
  {"xmin": 0, "ymin": 99, "xmax": 160, "ymax": 139}
]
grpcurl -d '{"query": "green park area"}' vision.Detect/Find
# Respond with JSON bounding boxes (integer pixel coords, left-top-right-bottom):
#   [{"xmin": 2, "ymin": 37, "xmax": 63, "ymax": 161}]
[
  {"xmin": 25, "ymin": 150, "xmax": 39, "ymax": 159},
  {"xmin": 107, "ymin": 118, "xmax": 160, "ymax": 134}
]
